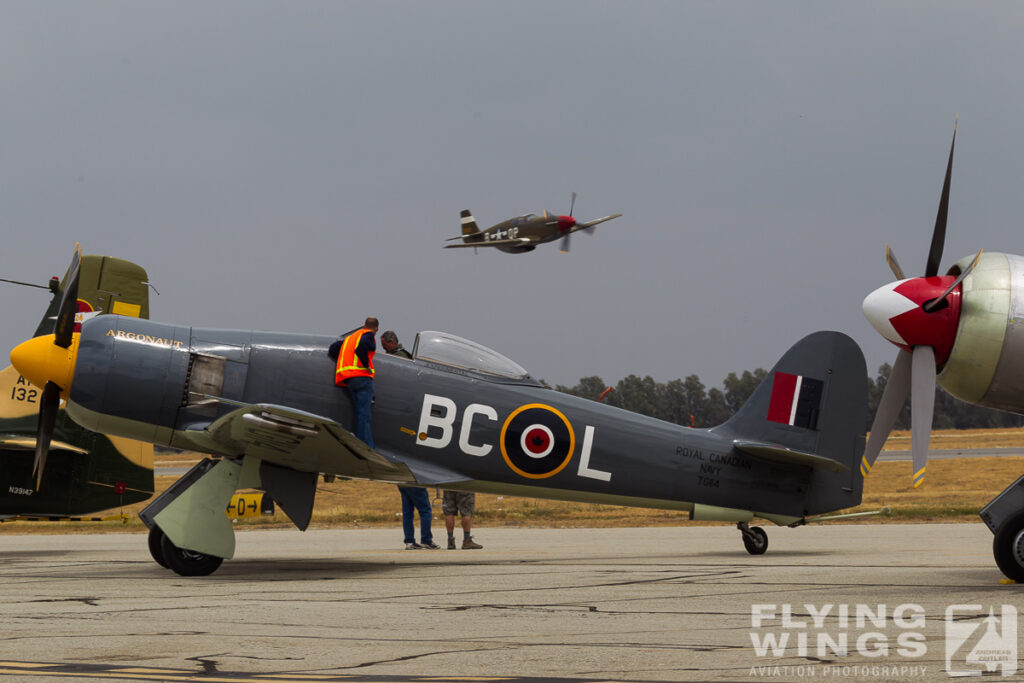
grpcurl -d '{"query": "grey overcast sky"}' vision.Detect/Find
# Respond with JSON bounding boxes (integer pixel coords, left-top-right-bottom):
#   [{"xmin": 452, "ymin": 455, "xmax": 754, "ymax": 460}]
[{"xmin": 3, "ymin": 2, "xmax": 1024, "ymax": 389}]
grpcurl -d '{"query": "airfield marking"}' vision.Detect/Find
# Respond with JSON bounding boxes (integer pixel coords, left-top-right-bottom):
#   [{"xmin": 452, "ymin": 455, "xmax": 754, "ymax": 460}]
[{"xmin": 0, "ymin": 660, "xmax": 627, "ymax": 682}]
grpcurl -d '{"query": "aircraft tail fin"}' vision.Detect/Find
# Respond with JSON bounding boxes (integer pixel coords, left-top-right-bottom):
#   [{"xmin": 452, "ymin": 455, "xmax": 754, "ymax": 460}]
[
  {"xmin": 33, "ymin": 255, "xmax": 150, "ymax": 338},
  {"xmin": 712, "ymin": 331, "xmax": 867, "ymax": 515},
  {"xmin": 458, "ymin": 209, "xmax": 484, "ymax": 241}
]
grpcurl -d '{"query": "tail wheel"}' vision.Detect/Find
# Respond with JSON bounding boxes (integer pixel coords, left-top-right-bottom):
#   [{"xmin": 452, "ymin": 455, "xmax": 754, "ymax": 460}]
[
  {"xmin": 992, "ymin": 510, "xmax": 1024, "ymax": 582},
  {"xmin": 742, "ymin": 526, "xmax": 769, "ymax": 555},
  {"xmin": 147, "ymin": 526, "xmax": 170, "ymax": 569},
  {"xmin": 160, "ymin": 534, "xmax": 224, "ymax": 577}
]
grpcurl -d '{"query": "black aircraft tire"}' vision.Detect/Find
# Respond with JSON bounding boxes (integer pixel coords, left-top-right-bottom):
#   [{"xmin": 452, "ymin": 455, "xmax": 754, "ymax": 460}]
[
  {"xmin": 992, "ymin": 510, "xmax": 1024, "ymax": 583},
  {"xmin": 148, "ymin": 526, "xmax": 170, "ymax": 569},
  {"xmin": 160, "ymin": 534, "xmax": 224, "ymax": 577},
  {"xmin": 743, "ymin": 526, "xmax": 769, "ymax": 555}
]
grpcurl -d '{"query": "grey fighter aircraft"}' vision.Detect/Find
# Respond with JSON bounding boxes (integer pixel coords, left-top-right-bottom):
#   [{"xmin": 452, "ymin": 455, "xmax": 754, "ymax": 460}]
[
  {"xmin": 11, "ymin": 250, "xmax": 868, "ymax": 576},
  {"xmin": 444, "ymin": 192, "xmax": 622, "ymax": 253},
  {"xmin": 860, "ymin": 122, "xmax": 1024, "ymax": 582}
]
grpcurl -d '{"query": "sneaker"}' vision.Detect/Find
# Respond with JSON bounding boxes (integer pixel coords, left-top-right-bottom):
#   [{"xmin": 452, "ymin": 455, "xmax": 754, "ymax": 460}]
[
  {"xmin": 447, "ymin": 537, "xmax": 456, "ymax": 550},
  {"xmin": 420, "ymin": 541, "xmax": 441, "ymax": 550},
  {"xmin": 404, "ymin": 542, "xmax": 422, "ymax": 550},
  {"xmin": 462, "ymin": 536, "xmax": 483, "ymax": 550}
]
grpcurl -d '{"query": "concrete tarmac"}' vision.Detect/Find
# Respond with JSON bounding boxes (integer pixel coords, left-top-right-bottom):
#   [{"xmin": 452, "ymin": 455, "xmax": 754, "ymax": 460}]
[{"xmin": 0, "ymin": 524, "xmax": 1018, "ymax": 682}]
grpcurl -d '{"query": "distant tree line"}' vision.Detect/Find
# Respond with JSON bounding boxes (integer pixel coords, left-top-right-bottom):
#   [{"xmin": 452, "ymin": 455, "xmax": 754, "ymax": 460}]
[{"xmin": 554, "ymin": 365, "xmax": 1024, "ymax": 430}]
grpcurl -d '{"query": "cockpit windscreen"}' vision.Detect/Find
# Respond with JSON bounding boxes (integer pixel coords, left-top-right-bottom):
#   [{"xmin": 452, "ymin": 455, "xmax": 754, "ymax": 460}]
[{"xmin": 412, "ymin": 331, "xmax": 529, "ymax": 380}]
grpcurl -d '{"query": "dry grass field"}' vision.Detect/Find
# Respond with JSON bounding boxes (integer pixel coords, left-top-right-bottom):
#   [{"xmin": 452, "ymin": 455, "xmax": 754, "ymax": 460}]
[{"xmin": 3, "ymin": 429, "xmax": 1023, "ymax": 534}]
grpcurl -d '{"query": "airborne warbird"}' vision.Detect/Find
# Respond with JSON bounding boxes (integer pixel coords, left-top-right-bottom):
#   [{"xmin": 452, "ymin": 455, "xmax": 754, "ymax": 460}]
[
  {"xmin": 444, "ymin": 192, "xmax": 622, "ymax": 253},
  {"xmin": 861, "ymin": 122, "xmax": 1024, "ymax": 581},
  {"xmin": 11, "ymin": 248, "xmax": 871, "ymax": 576},
  {"xmin": 0, "ymin": 249, "xmax": 154, "ymax": 518}
]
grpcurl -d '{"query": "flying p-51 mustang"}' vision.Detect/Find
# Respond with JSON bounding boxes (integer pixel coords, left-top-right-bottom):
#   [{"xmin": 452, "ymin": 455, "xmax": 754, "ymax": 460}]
[
  {"xmin": 444, "ymin": 192, "xmax": 622, "ymax": 253},
  {"xmin": 0, "ymin": 250, "xmax": 154, "ymax": 518},
  {"xmin": 11, "ymin": 247, "xmax": 870, "ymax": 576},
  {"xmin": 860, "ymin": 122, "xmax": 1024, "ymax": 581}
]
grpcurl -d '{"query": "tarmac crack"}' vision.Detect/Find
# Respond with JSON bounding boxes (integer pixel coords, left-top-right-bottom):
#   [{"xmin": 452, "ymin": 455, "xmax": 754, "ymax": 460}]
[
  {"xmin": 339, "ymin": 645, "xmax": 507, "ymax": 669},
  {"xmin": 185, "ymin": 652, "xmax": 224, "ymax": 674},
  {"xmin": 27, "ymin": 596, "xmax": 100, "ymax": 606}
]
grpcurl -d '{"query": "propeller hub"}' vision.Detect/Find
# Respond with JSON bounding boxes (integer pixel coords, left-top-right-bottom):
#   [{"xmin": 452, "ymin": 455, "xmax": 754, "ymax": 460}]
[
  {"xmin": 557, "ymin": 215, "xmax": 576, "ymax": 232},
  {"xmin": 862, "ymin": 276, "xmax": 961, "ymax": 364},
  {"xmin": 10, "ymin": 333, "xmax": 79, "ymax": 399}
]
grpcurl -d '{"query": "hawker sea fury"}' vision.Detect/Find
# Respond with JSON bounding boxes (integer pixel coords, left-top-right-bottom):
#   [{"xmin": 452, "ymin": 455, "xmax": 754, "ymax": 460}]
[
  {"xmin": 861, "ymin": 121, "xmax": 1024, "ymax": 582},
  {"xmin": 0, "ymin": 248, "xmax": 154, "ymax": 518},
  {"xmin": 12, "ymin": 250, "xmax": 869, "ymax": 575},
  {"xmin": 444, "ymin": 192, "xmax": 621, "ymax": 253}
]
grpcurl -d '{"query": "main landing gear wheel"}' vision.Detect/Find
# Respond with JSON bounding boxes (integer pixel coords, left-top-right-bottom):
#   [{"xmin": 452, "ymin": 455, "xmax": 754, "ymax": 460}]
[
  {"xmin": 738, "ymin": 522, "xmax": 768, "ymax": 555},
  {"xmin": 147, "ymin": 526, "xmax": 170, "ymax": 568},
  {"xmin": 160, "ymin": 534, "xmax": 224, "ymax": 577},
  {"xmin": 992, "ymin": 510, "xmax": 1024, "ymax": 583}
]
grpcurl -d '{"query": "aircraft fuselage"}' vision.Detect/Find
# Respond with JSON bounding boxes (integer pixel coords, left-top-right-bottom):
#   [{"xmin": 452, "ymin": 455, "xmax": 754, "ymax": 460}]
[{"xmin": 64, "ymin": 317, "xmax": 821, "ymax": 520}]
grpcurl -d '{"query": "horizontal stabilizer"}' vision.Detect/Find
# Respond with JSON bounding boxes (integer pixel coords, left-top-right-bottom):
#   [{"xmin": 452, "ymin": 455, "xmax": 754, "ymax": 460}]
[
  {"xmin": 0, "ymin": 434, "xmax": 89, "ymax": 455},
  {"xmin": 733, "ymin": 440, "xmax": 850, "ymax": 473}
]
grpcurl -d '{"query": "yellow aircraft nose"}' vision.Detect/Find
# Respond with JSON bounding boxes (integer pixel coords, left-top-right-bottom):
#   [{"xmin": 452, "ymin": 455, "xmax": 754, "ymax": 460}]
[{"xmin": 10, "ymin": 334, "xmax": 80, "ymax": 399}]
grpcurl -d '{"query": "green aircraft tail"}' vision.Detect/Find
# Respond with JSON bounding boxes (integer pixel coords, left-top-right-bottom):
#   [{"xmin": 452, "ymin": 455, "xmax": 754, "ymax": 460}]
[{"xmin": 1, "ymin": 254, "xmax": 155, "ymax": 517}]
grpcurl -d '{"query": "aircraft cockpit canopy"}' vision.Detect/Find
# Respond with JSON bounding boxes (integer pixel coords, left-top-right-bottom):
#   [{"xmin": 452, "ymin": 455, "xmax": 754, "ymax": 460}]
[
  {"xmin": 412, "ymin": 331, "xmax": 536, "ymax": 382},
  {"xmin": 509, "ymin": 214, "xmax": 536, "ymax": 227}
]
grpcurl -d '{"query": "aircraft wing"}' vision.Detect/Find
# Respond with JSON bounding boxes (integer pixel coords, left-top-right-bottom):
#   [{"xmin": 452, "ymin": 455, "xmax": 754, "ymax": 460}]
[
  {"xmin": 444, "ymin": 238, "xmax": 530, "ymax": 249},
  {"xmin": 572, "ymin": 213, "xmax": 623, "ymax": 233},
  {"xmin": 183, "ymin": 402, "xmax": 415, "ymax": 483}
]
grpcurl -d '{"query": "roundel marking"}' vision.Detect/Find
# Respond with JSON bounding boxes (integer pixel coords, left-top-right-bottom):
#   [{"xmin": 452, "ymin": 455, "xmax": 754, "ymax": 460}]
[
  {"xmin": 500, "ymin": 403, "xmax": 575, "ymax": 479},
  {"xmin": 74, "ymin": 299, "xmax": 95, "ymax": 332}
]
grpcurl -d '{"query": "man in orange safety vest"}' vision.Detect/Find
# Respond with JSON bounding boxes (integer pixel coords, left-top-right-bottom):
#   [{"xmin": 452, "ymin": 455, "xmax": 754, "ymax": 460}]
[{"xmin": 329, "ymin": 316, "xmax": 379, "ymax": 448}]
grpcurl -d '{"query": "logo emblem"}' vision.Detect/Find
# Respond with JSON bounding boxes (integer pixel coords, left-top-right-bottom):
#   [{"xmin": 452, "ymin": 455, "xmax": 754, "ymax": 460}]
[
  {"xmin": 499, "ymin": 403, "xmax": 575, "ymax": 479},
  {"xmin": 945, "ymin": 604, "xmax": 1018, "ymax": 676}
]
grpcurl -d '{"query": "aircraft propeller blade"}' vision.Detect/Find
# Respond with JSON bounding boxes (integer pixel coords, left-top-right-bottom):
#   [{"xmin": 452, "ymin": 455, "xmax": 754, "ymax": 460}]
[
  {"xmin": 862, "ymin": 348, "xmax": 912, "ymax": 476},
  {"xmin": 560, "ymin": 233, "xmax": 571, "ymax": 254},
  {"xmin": 53, "ymin": 244, "xmax": 82, "ymax": 348},
  {"xmin": 862, "ymin": 121, "xmax": 961, "ymax": 489},
  {"xmin": 924, "ymin": 120, "xmax": 956, "ymax": 277},
  {"xmin": 910, "ymin": 345, "xmax": 936, "ymax": 488},
  {"xmin": 569, "ymin": 191, "xmax": 577, "ymax": 218},
  {"xmin": 922, "ymin": 249, "xmax": 982, "ymax": 313},
  {"xmin": 885, "ymin": 245, "xmax": 905, "ymax": 280},
  {"xmin": 32, "ymin": 381, "xmax": 61, "ymax": 490}
]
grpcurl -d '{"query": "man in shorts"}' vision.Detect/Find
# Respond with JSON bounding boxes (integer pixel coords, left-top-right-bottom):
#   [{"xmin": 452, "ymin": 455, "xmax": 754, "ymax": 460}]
[{"xmin": 443, "ymin": 490, "xmax": 482, "ymax": 549}]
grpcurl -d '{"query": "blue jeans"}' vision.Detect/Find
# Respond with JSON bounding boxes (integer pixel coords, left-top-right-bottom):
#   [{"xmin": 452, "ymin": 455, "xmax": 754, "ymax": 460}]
[
  {"xmin": 399, "ymin": 486, "xmax": 433, "ymax": 544},
  {"xmin": 347, "ymin": 376, "xmax": 374, "ymax": 449}
]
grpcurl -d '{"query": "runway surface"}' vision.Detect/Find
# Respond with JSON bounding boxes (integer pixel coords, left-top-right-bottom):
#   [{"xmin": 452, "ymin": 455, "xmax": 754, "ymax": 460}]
[{"xmin": 0, "ymin": 524, "xmax": 1017, "ymax": 682}]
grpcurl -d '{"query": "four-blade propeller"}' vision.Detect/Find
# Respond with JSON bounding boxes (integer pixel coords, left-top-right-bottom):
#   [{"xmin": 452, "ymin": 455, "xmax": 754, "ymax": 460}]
[
  {"xmin": 21, "ymin": 244, "xmax": 82, "ymax": 490},
  {"xmin": 861, "ymin": 122, "xmax": 980, "ymax": 487}
]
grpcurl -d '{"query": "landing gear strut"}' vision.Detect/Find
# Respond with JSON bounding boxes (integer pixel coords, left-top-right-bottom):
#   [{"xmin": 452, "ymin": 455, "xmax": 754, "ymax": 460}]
[{"xmin": 738, "ymin": 521, "xmax": 768, "ymax": 555}]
